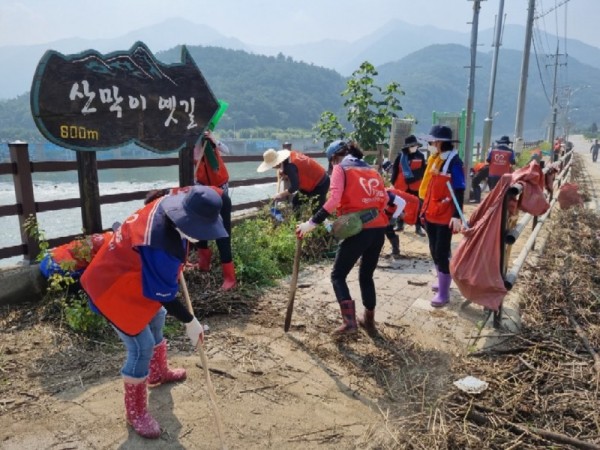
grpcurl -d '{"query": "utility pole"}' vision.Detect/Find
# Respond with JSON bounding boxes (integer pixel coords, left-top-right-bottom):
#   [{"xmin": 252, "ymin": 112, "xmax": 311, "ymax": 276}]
[
  {"xmin": 481, "ymin": 0, "xmax": 505, "ymax": 159},
  {"xmin": 464, "ymin": 0, "xmax": 484, "ymax": 195},
  {"xmin": 513, "ymin": 0, "xmax": 536, "ymax": 155},
  {"xmin": 547, "ymin": 43, "xmax": 566, "ymax": 161}
]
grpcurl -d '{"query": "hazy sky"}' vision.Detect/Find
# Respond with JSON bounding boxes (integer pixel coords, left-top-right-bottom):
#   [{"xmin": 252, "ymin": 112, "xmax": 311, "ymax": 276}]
[{"xmin": 1, "ymin": 0, "xmax": 598, "ymax": 49}]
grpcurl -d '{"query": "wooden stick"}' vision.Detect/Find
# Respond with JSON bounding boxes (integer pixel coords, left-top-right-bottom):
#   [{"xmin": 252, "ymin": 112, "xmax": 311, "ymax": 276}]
[
  {"xmin": 179, "ymin": 271, "xmax": 227, "ymax": 449},
  {"xmin": 562, "ymin": 305, "xmax": 600, "ymax": 375},
  {"xmin": 276, "ymin": 170, "xmax": 282, "ymax": 195},
  {"xmin": 284, "ymin": 237, "xmax": 302, "ymax": 332}
]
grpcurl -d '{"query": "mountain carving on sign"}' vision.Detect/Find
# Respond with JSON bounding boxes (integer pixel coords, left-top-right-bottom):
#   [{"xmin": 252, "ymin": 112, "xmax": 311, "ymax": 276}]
[{"xmin": 30, "ymin": 41, "xmax": 219, "ymax": 153}]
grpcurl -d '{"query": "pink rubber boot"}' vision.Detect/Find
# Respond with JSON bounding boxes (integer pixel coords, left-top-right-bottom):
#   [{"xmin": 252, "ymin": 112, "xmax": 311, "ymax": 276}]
[
  {"xmin": 123, "ymin": 377, "xmax": 161, "ymax": 439},
  {"xmin": 147, "ymin": 340, "xmax": 186, "ymax": 387}
]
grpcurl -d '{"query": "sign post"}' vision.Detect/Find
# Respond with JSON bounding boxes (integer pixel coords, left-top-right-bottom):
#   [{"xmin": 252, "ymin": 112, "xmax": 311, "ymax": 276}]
[{"xmin": 30, "ymin": 42, "xmax": 219, "ymax": 231}]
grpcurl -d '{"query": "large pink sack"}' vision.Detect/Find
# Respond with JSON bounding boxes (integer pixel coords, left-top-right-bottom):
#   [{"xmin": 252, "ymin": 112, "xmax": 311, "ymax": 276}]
[{"xmin": 450, "ymin": 162, "xmax": 550, "ymax": 311}]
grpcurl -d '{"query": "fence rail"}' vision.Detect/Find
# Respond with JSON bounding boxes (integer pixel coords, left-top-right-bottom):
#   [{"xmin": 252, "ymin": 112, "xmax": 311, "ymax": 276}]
[
  {"xmin": 489, "ymin": 149, "xmax": 574, "ymax": 328},
  {"xmin": 0, "ymin": 142, "xmax": 324, "ymax": 262},
  {"xmin": 0, "ymin": 140, "xmax": 551, "ymax": 265}
]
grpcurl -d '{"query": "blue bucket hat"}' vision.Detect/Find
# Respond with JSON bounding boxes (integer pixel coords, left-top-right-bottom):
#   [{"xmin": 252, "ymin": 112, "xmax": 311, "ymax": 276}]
[
  {"xmin": 421, "ymin": 125, "xmax": 460, "ymax": 143},
  {"xmin": 161, "ymin": 186, "xmax": 228, "ymax": 241},
  {"xmin": 326, "ymin": 139, "xmax": 347, "ymax": 161}
]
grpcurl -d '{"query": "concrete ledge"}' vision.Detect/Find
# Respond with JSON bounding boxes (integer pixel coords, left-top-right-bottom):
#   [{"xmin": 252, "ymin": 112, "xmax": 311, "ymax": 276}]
[{"xmin": 0, "ymin": 264, "xmax": 47, "ymax": 306}]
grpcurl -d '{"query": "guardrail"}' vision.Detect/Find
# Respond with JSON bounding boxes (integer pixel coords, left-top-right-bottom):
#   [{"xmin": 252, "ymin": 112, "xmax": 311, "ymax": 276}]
[
  {"xmin": 489, "ymin": 149, "xmax": 574, "ymax": 328},
  {"xmin": 0, "ymin": 142, "xmax": 324, "ymax": 263}
]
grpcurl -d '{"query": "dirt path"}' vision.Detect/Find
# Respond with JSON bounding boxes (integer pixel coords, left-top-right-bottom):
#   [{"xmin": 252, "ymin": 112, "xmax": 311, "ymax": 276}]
[{"xmin": 0, "ymin": 137, "xmax": 593, "ymax": 449}]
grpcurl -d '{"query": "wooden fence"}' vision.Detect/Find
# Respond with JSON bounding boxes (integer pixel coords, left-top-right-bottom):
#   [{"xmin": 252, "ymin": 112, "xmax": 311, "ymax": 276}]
[{"xmin": 0, "ymin": 142, "xmax": 324, "ymax": 263}]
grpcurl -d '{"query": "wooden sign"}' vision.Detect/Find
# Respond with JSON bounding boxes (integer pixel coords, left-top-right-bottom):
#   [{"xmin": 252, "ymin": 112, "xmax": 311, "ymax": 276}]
[{"xmin": 30, "ymin": 41, "xmax": 219, "ymax": 153}]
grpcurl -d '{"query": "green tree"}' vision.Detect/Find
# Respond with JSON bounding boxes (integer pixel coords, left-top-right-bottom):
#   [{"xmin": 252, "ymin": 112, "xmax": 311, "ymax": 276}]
[{"xmin": 314, "ymin": 61, "xmax": 404, "ymax": 151}]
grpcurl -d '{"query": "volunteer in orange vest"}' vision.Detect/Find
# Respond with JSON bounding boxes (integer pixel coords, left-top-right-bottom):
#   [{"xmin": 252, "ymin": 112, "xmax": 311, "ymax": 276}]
[
  {"xmin": 80, "ymin": 186, "xmax": 226, "ymax": 439},
  {"xmin": 468, "ymin": 161, "xmax": 489, "ymax": 203},
  {"xmin": 257, "ymin": 147, "xmax": 329, "ymax": 214},
  {"xmin": 553, "ymin": 137, "xmax": 562, "ymax": 162},
  {"xmin": 391, "ymin": 134, "xmax": 426, "ymax": 236},
  {"xmin": 419, "ymin": 125, "xmax": 466, "ymax": 308},
  {"xmin": 382, "ymin": 188, "xmax": 407, "ymax": 259},
  {"xmin": 192, "ymin": 129, "xmax": 236, "ymax": 290},
  {"xmin": 40, "ymin": 231, "xmax": 113, "ymax": 280},
  {"xmin": 295, "ymin": 140, "xmax": 389, "ymax": 334},
  {"xmin": 486, "ymin": 135, "xmax": 516, "ymax": 190}
]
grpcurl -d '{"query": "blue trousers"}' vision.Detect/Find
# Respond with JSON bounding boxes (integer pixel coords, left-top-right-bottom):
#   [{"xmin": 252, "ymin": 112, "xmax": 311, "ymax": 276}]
[{"xmin": 113, "ymin": 307, "xmax": 166, "ymax": 379}]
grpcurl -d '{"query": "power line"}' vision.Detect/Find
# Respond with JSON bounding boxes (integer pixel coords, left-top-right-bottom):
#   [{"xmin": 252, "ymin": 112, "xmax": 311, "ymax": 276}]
[
  {"xmin": 531, "ymin": 33, "xmax": 553, "ymax": 105},
  {"xmin": 534, "ymin": 0, "xmax": 571, "ymax": 19}
]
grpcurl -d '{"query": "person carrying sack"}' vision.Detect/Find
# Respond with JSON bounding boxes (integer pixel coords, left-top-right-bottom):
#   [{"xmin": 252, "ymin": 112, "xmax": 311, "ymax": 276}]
[
  {"xmin": 419, "ymin": 125, "xmax": 466, "ymax": 308},
  {"xmin": 295, "ymin": 140, "xmax": 388, "ymax": 335},
  {"xmin": 257, "ymin": 146, "xmax": 330, "ymax": 215},
  {"xmin": 391, "ymin": 134, "xmax": 426, "ymax": 236},
  {"xmin": 80, "ymin": 186, "xmax": 227, "ymax": 439}
]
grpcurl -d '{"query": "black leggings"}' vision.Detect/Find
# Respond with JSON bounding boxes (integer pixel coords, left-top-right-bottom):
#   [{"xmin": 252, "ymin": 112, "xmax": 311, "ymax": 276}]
[
  {"xmin": 331, "ymin": 227, "xmax": 385, "ymax": 310},
  {"xmin": 424, "ymin": 221, "xmax": 453, "ymax": 274},
  {"xmin": 198, "ymin": 193, "xmax": 232, "ymax": 263}
]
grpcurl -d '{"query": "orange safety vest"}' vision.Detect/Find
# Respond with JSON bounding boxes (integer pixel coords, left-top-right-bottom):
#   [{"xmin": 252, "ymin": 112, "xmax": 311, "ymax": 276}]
[
  {"xmin": 393, "ymin": 158, "xmax": 424, "ymax": 192},
  {"xmin": 472, "ymin": 161, "xmax": 487, "ymax": 174},
  {"xmin": 289, "ymin": 151, "xmax": 326, "ymax": 192},
  {"xmin": 195, "ymin": 148, "xmax": 229, "ymax": 187},
  {"xmin": 488, "ymin": 149, "xmax": 513, "ymax": 177},
  {"xmin": 51, "ymin": 231, "xmax": 112, "ymax": 271},
  {"xmin": 169, "ymin": 185, "xmax": 223, "ymax": 198},
  {"xmin": 80, "ymin": 200, "xmax": 185, "ymax": 336},
  {"xmin": 387, "ymin": 188, "xmax": 420, "ymax": 225},
  {"xmin": 338, "ymin": 162, "xmax": 388, "ymax": 229},
  {"xmin": 422, "ymin": 155, "xmax": 456, "ymax": 225}
]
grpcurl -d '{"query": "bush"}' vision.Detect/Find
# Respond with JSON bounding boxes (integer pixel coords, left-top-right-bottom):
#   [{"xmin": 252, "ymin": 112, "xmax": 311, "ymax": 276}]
[
  {"xmin": 61, "ymin": 292, "xmax": 108, "ymax": 335},
  {"xmin": 232, "ymin": 199, "xmax": 335, "ymax": 287}
]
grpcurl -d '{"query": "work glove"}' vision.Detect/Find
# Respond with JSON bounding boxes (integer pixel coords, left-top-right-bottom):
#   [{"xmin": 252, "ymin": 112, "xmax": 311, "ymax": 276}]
[
  {"xmin": 296, "ymin": 219, "xmax": 316, "ymax": 238},
  {"xmin": 185, "ymin": 317, "xmax": 204, "ymax": 349}
]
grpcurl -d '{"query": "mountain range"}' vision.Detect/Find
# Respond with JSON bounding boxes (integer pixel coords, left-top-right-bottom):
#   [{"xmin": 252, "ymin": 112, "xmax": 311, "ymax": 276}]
[
  {"xmin": 1, "ymin": 17, "xmax": 599, "ymax": 141},
  {"xmin": 3, "ymin": 17, "xmax": 600, "ymax": 100}
]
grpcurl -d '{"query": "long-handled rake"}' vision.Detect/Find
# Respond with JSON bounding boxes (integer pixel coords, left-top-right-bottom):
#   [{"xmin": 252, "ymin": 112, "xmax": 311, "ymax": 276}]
[{"xmin": 179, "ymin": 272, "xmax": 227, "ymax": 449}]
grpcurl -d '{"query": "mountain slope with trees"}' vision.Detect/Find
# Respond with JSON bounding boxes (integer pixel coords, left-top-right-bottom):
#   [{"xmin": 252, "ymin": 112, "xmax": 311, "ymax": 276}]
[
  {"xmin": 1, "ymin": 43, "xmax": 599, "ymax": 143},
  {"xmin": 157, "ymin": 45, "xmax": 347, "ymax": 130},
  {"xmin": 377, "ymin": 44, "xmax": 600, "ymax": 138}
]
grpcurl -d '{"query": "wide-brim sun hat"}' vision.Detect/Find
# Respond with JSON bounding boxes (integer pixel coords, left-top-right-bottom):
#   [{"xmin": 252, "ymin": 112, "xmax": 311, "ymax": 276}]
[
  {"xmin": 257, "ymin": 148, "xmax": 291, "ymax": 172},
  {"xmin": 495, "ymin": 135, "xmax": 513, "ymax": 145},
  {"xmin": 401, "ymin": 134, "xmax": 423, "ymax": 151},
  {"xmin": 420, "ymin": 125, "xmax": 460, "ymax": 143},
  {"xmin": 162, "ymin": 186, "xmax": 228, "ymax": 241}
]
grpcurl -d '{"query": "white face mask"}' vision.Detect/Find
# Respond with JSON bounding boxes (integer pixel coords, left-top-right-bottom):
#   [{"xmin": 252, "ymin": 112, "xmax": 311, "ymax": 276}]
[
  {"xmin": 409, "ymin": 146, "xmax": 418, "ymax": 154},
  {"xmin": 176, "ymin": 228, "xmax": 199, "ymax": 243},
  {"xmin": 429, "ymin": 143, "xmax": 439, "ymax": 154}
]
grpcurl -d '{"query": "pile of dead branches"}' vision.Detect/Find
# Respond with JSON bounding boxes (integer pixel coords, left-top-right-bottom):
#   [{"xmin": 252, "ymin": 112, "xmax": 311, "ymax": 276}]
[{"xmin": 391, "ymin": 157, "xmax": 600, "ymax": 449}]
